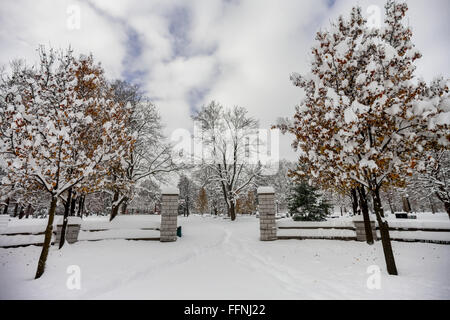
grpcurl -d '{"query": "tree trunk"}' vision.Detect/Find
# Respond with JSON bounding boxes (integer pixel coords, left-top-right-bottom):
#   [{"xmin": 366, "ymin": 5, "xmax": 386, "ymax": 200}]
[
  {"xmin": 428, "ymin": 197, "xmax": 436, "ymax": 214},
  {"xmin": 70, "ymin": 194, "xmax": 77, "ymax": 216},
  {"xmin": 351, "ymin": 189, "xmax": 358, "ymax": 215},
  {"xmin": 13, "ymin": 203, "xmax": 19, "ymax": 217},
  {"xmin": 110, "ymin": 192, "xmax": 126, "ymax": 221},
  {"xmin": 18, "ymin": 206, "xmax": 25, "ymax": 219},
  {"xmin": 81, "ymin": 195, "xmax": 85, "ymax": 216},
  {"xmin": 110, "ymin": 191, "xmax": 120, "ymax": 221},
  {"xmin": 77, "ymin": 195, "xmax": 84, "ymax": 217},
  {"xmin": 373, "ymin": 187, "xmax": 398, "ymax": 276},
  {"xmin": 402, "ymin": 196, "xmax": 412, "ymax": 213},
  {"xmin": 230, "ymin": 200, "xmax": 236, "ymax": 221},
  {"xmin": 25, "ymin": 204, "xmax": 32, "ymax": 218},
  {"xmin": 434, "ymin": 192, "xmax": 450, "ymax": 220},
  {"xmin": 186, "ymin": 196, "xmax": 190, "ymax": 217},
  {"xmin": 110, "ymin": 206, "xmax": 120, "ymax": 220},
  {"xmin": 220, "ymin": 182, "xmax": 230, "ymax": 217},
  {"xmin": 376, "ymin": 195, "xmax": 384, "ymax": 218},
  {"xmin": 3, "ymin": 198, "xmax": 9, "ymax": 215},
  {"xmin": 59, "ymin": 188, "xmax": 73, "ymax": 249},
  {"xmin": 444, "ymin": 201, "xmax": 450, "ymax": 220},
  {"xmin": 407, "ymin": 197, "xmax": 413, "ymax": 213},
  {"xmin": 387, "ymin": 195, "xmax": 394, "ymax": 214},
  {"xmin": 35, "ymin": 196, "xmax": 58, "ymax": 279},
  {"xmin": 357, "ymin": 186, "xmax": 374, "ymax": 245},
  {"xmin": 121, "ymin": 199, "xmax": 128, "ymax": 215}
]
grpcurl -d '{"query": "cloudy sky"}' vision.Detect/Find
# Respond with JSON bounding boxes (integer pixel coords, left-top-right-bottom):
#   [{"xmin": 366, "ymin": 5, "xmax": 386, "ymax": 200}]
[{"xmin": 1, "ymin": 0, "xmax": 449, "ymax": 161}]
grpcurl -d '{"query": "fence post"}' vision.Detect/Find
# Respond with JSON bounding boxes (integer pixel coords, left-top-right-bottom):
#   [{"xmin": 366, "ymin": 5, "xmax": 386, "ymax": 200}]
[
  {"xmin": 257, "ymin": 187, "xmax": 277, "ymax": 241},
  {"xmin": 55, "ymin": 217, "xmax": 81, "ymax": 245},
  {"xmin": 353, "ymin": 216, "xmax": 377, "ymax": 241},
  {"xmin": 66, "ymin": 224, "xmax": 81, "ymax": 243},
  {"xmin": 160, "ymin": 188, "xmax": 179, "ymax": 242}
]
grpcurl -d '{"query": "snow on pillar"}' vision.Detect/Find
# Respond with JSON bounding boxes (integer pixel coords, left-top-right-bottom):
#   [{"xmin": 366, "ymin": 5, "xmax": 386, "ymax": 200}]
[
  {"xmin": 258, "ymin": 187, "xmax": 277, "ymax": 241},
  {"xmin": 160, "ymin": 187, "xmax": 179, "ymax": 242}
]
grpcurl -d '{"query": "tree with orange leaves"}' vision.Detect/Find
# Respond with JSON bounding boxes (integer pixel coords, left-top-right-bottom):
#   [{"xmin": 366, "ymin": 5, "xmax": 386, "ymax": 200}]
[
  {"xmin": 278, "ymin": 1, "xmax": 448, "ymax": 275},
  {"xmin": 0, "ymin": 47, "xmax": 133, "ymax": 278},
  {"xmin": 196, "ymin": 187, "xmax": 209, "ymax": 215}
]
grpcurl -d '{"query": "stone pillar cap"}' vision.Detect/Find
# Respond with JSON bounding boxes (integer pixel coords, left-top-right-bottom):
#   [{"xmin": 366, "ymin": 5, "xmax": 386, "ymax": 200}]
[
  {"xmin": 161, "ymin": 187, "xmax": 180, "ymax": 195},
  {"xmin": 257, "ymin": 187, "xmax": 275, "ymax": 194}
]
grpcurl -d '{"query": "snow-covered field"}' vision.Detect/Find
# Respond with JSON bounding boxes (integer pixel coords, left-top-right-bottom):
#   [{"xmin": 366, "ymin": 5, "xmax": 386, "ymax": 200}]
[{"xmin": 1, "ymin": 215, "xmax": 449, "ymax": 299}]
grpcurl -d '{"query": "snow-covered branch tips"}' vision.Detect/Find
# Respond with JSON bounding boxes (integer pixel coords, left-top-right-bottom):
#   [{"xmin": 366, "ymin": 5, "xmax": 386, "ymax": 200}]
[
  {"xmin": 0, "ymin": 47, "xmax": 135, "ymax": 278},
  {"xmin": 170, "ymin": 107, "xmax": 281, "ymax": 176}
]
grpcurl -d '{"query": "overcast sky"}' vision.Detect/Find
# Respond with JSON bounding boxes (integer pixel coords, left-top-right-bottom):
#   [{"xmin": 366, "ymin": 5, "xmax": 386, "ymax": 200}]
[{"xmin": 1, "ymin": 0, "xmax": 449, "ymax": 161}]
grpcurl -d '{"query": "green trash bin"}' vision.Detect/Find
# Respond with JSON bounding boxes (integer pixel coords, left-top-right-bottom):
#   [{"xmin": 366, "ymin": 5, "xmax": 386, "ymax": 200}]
[{"xmin": 177, "ymin": 226, "xmax": 182, "ymax": 237}]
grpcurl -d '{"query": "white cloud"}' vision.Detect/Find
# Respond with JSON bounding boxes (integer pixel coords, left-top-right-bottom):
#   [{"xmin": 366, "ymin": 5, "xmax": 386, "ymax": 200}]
[
  {"xmin": 1, "ymin": 0, "xmax": 448, "ymax": 162},
  {"xmin": 0, "ymin": 0, "xmax": 128, "ymax": 79}
]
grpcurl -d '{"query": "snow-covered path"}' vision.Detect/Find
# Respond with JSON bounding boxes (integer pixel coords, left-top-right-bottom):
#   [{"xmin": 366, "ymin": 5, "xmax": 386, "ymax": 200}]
[{"xmin": 1, "ymin": 216, "xmax": 449, "ymax": 299}]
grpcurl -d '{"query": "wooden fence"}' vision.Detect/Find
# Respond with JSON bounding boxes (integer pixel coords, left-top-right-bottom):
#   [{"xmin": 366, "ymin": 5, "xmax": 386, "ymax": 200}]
[
  {"xmin": 0, "ymin": 215, "xmax": 162, "ymax": 248},
  {"xmin": 276, "ymin": 219, "xmax": 450, "ymax": 245}
]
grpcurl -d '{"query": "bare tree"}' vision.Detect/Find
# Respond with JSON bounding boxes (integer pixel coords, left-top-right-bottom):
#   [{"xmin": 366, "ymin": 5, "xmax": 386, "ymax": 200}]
[
  {"xmin": 411, "ymin": 150, "xmax": 450, "ymax": 218},
  {"xmin": 193, "ymin": 101, "xmax": 261, "ymax": 221},
  {"xmin": 108, "ymin": 81, "xmax": 185, "ymax": 220}
]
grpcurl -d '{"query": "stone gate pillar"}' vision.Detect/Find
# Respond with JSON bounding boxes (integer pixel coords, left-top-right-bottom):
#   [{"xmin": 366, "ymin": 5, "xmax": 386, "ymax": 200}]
[
  {"xmin": 257, "ymin": 187, "xmax": 277, "ymax": 241},
  {"xmin": 160, "ymin": 188, "xmax": 179, "ymax": 242},
  {"xmin": 55, "ymin": 217, "xmax": 81, "ymax": 245},
  {"xmin": 353, "ymin": 216, "xmax": 377, "ymax": 242}
]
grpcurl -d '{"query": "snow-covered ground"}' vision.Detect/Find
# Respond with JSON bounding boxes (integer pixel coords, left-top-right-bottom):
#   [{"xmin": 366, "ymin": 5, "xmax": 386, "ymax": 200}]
[{"xmin": 0, "ymin": 215, "xmax": 449, "ymax": 299}]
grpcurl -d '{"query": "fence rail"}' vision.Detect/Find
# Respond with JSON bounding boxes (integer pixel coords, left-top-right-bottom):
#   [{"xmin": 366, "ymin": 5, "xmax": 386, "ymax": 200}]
[
  {"xmin": 0, "ymin": 215, "xmax": 163, "ymax": 248},
  {"xmin": 278, "ymin": 226, "xmax": 355, "ymax": 230},
  {"xmin": 0, "ymin": 190, "xmax": 181, "ymax": 248},
  {"xmin": 277, "ymin": 220, "xmax": 450, "ymax": 245},
  {"xmin": 77, "ymin": 228, "xmax": 160, "ymax": 242}
]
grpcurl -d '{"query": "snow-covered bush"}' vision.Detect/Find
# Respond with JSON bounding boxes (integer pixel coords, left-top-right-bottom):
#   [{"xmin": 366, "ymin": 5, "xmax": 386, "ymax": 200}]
[{"xmin": 287, "ymin": 181, "xmax": 331, "ymax": 221}]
